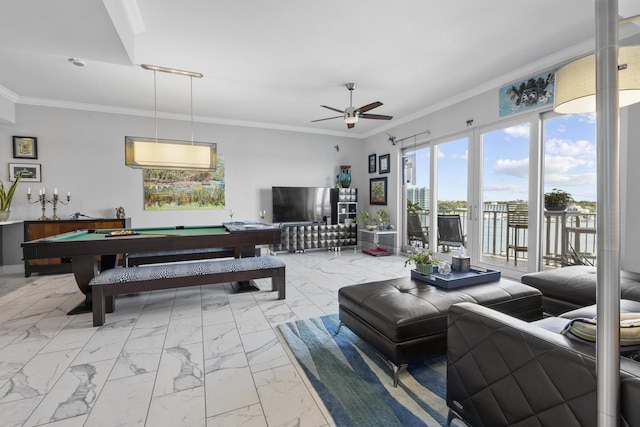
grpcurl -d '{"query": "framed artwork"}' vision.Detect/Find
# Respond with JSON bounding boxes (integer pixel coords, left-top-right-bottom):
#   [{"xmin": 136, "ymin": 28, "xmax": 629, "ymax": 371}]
[
  {"xmin": 370, "ymin": 177, "xmax": 387, "ymax": 205},
  {"xmin": 143, "ymin": 155, "xmax": 226, "ymax": 211},
  {"xmin": 499, "ymin": 70, "xmax": 556, "ymax": 116},
  {"xmin": 9, "ymin": 163, "xmax": 41, "ymax": 182},
  {"xmin": 12, "ymin": 136, "xmax": 38, "ymax": 159},
  {"xmin": 379, "ymin": 153, "xmax": 390, "ymax": 174},
  {"xmin": 368, "ymin": 154, "xmax": 376, "ymax": 173}
]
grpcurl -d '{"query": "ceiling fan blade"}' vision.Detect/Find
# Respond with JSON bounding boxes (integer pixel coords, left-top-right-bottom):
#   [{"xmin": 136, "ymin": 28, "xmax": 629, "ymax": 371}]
[
  {"xmin": 311, "ymin": 115, "xmax": 343, "ymax": 122},
  {"xmin": 321, "ymin": 105, "xmax": 346, "ymax": 114},
  {"xmin": 359, "ymin": 113, "xmax": 393, "ymax": 120},
  {"xmin": 356, "ymin": 101, "xmax": 383, "ymax": 113},
  {"xmin": 347, "ymin": 122, "xmax": 355, "ymax": 129}
]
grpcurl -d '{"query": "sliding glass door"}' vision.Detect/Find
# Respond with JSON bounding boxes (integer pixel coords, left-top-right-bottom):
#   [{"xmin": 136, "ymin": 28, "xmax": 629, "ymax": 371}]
[
  {"xmin": 434, "ymin": 137, "xmax": 468, "ymax": 256},
  {"xmin": 476, "ymin": 122, "xmax": 531, "ymax": 271},
  {"xmin": 403, "ymin": 136, "xmax": 469, "ymax": 256},
  {"xmin": 541, "ymin": 112, "xmax": 597, "ymax": 269}
]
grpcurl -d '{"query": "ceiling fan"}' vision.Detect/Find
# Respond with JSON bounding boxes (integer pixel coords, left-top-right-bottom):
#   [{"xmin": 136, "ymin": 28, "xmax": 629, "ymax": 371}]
[{"xmin": 312, "ymin": 83, "xmax": 393, "ymax": 129}]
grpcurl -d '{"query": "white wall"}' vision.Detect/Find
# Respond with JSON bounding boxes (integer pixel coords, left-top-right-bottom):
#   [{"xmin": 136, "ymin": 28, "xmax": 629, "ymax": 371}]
[{"xmin": 1, "ymin": 104, "xmax": 362, "ymax": 263}]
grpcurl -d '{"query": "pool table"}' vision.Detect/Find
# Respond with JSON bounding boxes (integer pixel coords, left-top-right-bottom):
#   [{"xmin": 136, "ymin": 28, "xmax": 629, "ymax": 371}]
[{"xmin": 21, "ymin": 223, "xmax": 281, "ymax": 314}]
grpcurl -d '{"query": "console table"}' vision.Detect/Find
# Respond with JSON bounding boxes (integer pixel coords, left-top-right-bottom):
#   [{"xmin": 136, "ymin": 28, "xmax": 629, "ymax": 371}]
[
  {"xmin": 359, "ymin": 229, "xmax": 397, "ymax": 255},
  {"xmin": 23, "ymin": 218, "xmax": 131, "ymax": 276}
]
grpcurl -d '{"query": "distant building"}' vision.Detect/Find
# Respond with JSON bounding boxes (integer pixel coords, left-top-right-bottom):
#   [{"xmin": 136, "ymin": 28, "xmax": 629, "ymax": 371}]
[{"xmin": 407, "ymin": 187, "xmax": 430, "ymax": 210}]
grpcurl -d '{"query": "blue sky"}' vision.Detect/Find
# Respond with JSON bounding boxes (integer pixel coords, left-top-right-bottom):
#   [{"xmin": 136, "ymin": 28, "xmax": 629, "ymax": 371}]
[{"xmin": 408, "ymin": 113, "xmax": 597, "ymax": 203}]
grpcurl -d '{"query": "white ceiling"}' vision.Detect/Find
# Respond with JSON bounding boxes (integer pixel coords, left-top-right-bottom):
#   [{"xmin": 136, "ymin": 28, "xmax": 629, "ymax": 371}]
[{"xmin": 1, "ymin": 0, "xmax": 639, "ymax": 138}]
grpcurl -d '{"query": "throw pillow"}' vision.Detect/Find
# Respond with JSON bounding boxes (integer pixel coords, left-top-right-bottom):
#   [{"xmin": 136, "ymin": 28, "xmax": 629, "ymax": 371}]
[{"xmin": 561, "ymin": 313, "xmax": 640, "ymax": 348}]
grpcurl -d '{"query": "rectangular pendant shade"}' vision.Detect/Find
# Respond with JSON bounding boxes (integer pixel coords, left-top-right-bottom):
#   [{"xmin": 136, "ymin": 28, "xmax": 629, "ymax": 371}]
[
  {"xmin": 125, "ymin": 136, "xmax": 217, "ymax": 170},
  {"xmin": 554, "ymin": 45, "xmax": 640, "ymax": 114}
]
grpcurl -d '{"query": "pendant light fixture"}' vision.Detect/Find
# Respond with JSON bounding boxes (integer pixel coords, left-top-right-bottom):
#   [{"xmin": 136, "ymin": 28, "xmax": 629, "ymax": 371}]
[
  {"xmin": 554, "ymin": 45, "xmax": 640, "ymax": 114},
  {"xmin": 125, "ymin": 64, "xmax": 217, "ymax": 170}
]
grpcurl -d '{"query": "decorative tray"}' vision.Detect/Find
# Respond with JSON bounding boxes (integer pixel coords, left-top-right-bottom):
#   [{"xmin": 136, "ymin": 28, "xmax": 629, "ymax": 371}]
[{"xmin": 411, "ymin": 267, "xmax": 501, "ymax": 289}]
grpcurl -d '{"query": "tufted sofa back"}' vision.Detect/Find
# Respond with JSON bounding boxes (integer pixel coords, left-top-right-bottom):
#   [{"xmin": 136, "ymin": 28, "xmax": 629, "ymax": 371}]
[{"xmin": 447, "ymin": 302, "xmax": 640, "ymax": 426}]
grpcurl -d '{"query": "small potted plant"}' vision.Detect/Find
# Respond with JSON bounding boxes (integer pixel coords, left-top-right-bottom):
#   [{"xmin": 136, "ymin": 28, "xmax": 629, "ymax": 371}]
[
  {"xmin": 375, "ymin": 208, "xmax": 390, "ymax": 230},
  {"xmin": 544, "ymin": 188, "xmax": 573, "ymax": 211},
  {"xmin": 0, "ymin": 172, "xmax": 22, "ymax": 221},
  {"xmin": 407, "ymin": 200, "xmax": 423, "ymax": 215},
  {"xmin": 355, "ymin": 210, "xmax": 377, "ymax": 230},
  {"xmin": 404, "ymin": 248, "xmax": 439, "ymax": 275}
]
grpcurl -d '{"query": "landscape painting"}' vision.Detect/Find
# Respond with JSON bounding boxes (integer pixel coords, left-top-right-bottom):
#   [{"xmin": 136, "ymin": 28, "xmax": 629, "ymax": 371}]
[{"xmin": 143, "ymin": 156, "xmax": 225, "ymax": 210}]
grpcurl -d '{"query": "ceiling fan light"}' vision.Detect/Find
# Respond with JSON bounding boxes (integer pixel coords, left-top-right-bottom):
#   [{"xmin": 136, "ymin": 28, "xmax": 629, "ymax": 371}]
[{"xmin": 344, "ymin": 114, "xmax": 358, "ymax": 124}]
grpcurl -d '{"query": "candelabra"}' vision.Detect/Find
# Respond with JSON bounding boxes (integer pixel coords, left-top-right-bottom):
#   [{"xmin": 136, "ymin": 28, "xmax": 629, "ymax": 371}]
[
  {"xmin": 27, "ymin": 188, "xmax": 71, "ymax": 221},
  {"xmin": 50, "ymin": 192, "xmax": 71, "ymax": 220}
]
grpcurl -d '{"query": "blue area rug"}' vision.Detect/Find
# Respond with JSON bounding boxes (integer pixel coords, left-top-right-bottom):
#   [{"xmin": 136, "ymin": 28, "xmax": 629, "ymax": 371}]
[{"xmin": 278, "ymin": 314, "xmax": 449, "ymax": 426}]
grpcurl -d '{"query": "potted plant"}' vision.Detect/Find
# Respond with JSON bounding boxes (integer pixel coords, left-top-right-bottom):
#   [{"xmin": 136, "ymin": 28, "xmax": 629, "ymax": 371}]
[
  {"xmin": 375, "ymin": 208, "xmax": 390, "ymax": 230},
  {"xmin": 407, "ymin": 200, "xmax": 423, "ymax": 215},
  {"xmin": 355, "ymin": 210, "xmax": 377, "ymax": 230},
  {"xmin": 0, "ymin": 172, "xmax": 22, "ymax": 221},
  {"xmin": 544, "ymin": 188, "xmax": 573, "ymax": 211},
  {"xmin": 404, "ymin": 248, "xmax": 439, "ymax": 274}
]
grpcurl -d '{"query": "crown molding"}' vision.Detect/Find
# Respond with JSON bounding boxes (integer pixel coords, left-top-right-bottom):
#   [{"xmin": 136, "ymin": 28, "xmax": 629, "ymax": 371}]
[
  {"xmin": 0, "ymin": 84, "xmax": 18, "ymax": 103},
  {"xmin": 16, "ymin": 96, "xmax": 359, "ymax": 139}
]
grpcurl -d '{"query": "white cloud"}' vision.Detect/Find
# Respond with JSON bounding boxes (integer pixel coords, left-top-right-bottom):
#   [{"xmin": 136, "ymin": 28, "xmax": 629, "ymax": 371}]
[
  {"xmin": 503, "ymin": 125, "xmax": 530, "ymax": 138},
  {"xmin": 545, "ymin": 154, "xmax": 589, "ymax": 174},
  {"xmin": 494, "ymin": 157, "xmax": 529, "ymax": 178},
  {"xmin": 545, "ymin": 172, "xmax": 596, "ymax": 189},
  {"xmin": 546, "ymin": 138, "xmax": 596, "ymax": 157}
]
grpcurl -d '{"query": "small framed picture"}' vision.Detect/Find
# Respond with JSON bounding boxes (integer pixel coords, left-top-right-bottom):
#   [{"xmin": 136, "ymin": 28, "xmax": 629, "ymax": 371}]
[
  {"xmin": 370, "ymin": 177, "xmax": 387, "ymax": 205},
  {"xmin": 368, "ymin": 154, "xmax": 376, "ymax": 173},
  {"xmin": 379, "ymin": 153, "xmax": 390, "ymax": 174},
  {"xmin": 9, "ymin": 163, "xmax": 41, "ymax": 182},
  {"xmin": 12, "ymin": 136, "xmax": 38, "ymax": 159}
]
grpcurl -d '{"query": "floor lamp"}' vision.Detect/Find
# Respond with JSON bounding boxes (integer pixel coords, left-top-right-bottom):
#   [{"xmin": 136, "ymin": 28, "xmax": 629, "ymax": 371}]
[{"xmin": 554, "ymin": 2, "xmax": 640, "ymax": 425}]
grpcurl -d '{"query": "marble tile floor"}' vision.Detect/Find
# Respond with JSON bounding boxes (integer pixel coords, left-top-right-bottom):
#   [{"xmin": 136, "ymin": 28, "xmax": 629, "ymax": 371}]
[{"xmin": 0, "ymin": 250, "xmax": 410, "ymax": 427}]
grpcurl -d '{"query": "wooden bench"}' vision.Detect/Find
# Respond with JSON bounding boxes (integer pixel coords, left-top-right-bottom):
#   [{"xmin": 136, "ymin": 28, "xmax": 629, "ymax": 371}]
[
  {"xmin": 90, "ymin": 256, "xmax": 285, "ymax": 326},
  {"xmin": 125, "ymin": 247, "xmax": 235, "ymax": 267}
]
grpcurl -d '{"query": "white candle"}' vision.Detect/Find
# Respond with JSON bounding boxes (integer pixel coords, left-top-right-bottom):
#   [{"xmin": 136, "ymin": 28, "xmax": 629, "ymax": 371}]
[
  {"xmin": 67, "ymin": 192, "xmax": 71, "ymax": 197},
  {"xmin": 42, "ymin": 187, "xmax": 45, "ymax": 195},
  {"xmin": 54, "ymin": 188, "xmax": 58, "ymax": 195},
  {"xmin": 39, "ymin": 189, "xmax": 42, "ymax": 196},
  {"xmin": 28, "ymin": 187, "xmax": 31, "ymax": 195}
]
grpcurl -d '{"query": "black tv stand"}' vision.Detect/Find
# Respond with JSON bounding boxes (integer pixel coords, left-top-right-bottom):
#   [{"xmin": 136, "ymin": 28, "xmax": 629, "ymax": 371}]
[{"xmin": 273, "ymin": 223, "xmax": 357, "ymax": 252}]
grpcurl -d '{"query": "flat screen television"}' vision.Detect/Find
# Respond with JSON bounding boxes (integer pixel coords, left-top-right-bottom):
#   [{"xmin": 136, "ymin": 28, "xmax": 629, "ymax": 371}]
[{"xmin": 272, "ymin": 187, "xmax": 332, "ymax": 223}]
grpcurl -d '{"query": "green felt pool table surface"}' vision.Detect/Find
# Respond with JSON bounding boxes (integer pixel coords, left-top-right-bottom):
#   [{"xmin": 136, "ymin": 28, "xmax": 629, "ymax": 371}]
[
  {"xmin": 22, "ymin": 223, "xmax": 281, "ymax": 259},
  {"xmin": 48, "ymin": 225, "xmax": 229, "ymax": 241}
]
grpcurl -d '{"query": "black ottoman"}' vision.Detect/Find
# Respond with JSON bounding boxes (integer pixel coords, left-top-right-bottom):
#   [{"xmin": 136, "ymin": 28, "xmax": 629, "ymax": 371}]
[
  {"xmin": 338, "ymin": 276, "xmax": 542, "ymax": 385},
  {"xmin": 521, "ymin": 266, "xmax": 640, "ymax": 316}
]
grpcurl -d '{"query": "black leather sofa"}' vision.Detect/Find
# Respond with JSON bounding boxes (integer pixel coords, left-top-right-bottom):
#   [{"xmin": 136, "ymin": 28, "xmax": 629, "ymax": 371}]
[
  {"xmin": 447, "ymin": 302, "xmax": 640, "ymax": 427},
  {"xmin": 521, "ymin": 265, "xmax": 640, "ymax": 316}
]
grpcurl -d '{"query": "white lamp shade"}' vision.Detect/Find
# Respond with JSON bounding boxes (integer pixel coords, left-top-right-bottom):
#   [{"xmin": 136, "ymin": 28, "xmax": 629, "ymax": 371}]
[
  {"xmin": 554, "ymin": 45, "xmax": 640, "ymax": 114},
  {"xmin": 125, "ymin": 137, "xmax": 217, "ymax": 170}
]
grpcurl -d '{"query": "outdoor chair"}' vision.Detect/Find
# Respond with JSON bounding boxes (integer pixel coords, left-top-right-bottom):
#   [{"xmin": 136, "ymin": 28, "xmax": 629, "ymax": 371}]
[
  {"xmin": 437, "ymin": 214, "xmax": 465, "ymax": 252},
  {"xmin": 407, "ymin": 212, "xmax": 429, "ymax": 248},
  {"xmin": 506, "ymin": 203, "xmax": 528, "ymax": 265}
]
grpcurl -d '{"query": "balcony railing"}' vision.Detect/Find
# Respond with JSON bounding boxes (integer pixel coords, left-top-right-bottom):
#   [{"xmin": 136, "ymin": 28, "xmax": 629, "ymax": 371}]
[{"xmin": 410, "ymin": 204, "xmax": 596, "ymax": 266}]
